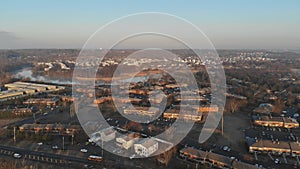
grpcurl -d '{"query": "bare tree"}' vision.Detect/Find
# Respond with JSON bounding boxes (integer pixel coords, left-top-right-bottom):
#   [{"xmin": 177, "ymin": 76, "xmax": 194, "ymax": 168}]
[
  {"xmin": 272, "ymin": 98, "xmax": 285, "ymax": 114},
  {"xmin": 156, "ymin": 146, "xmax": 178, "ymax": 166},
  {"xmin": 226, "ymin": 99, "xmax": 243, "ymax": 113}
]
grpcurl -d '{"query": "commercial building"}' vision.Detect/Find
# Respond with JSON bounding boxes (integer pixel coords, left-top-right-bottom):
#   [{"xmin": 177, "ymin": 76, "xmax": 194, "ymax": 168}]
[
  {"xmin": 116, "ymin": 133, "xmax": 139, "ymax": 150},
  {"xmin": 6, "ymin": 81, "xmax": 58, "ymax": 90},
  {"xmin": 134, "ymin": 138, "xmax": 158, "ymax": 157},
  {"xmin": 89, "ymin": 127, "xmax": 116, "ymax": 143},
  {"xmin": 1, "ymin": 81, "xmax": 64, "ymax": 101},
  {"xmin": 0, "ymin": 90, "xmax": 24, "ymax": 101}
]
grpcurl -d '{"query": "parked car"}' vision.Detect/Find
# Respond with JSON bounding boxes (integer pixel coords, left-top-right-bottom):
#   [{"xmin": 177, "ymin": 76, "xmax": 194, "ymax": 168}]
[
  {"xmin": 130, "ymin": 154, "xmax": 136, "ymax": 159},
  {"xmin": 222, "ymin": 146, "xmax": 231, "ymax": 152},
  {"xmin": 13, "ymin": 153, "xmax": 22, "ymax": 159},
  {"xmin": 80, "ymin": 148, "xmax": 88, "ymax": 153},
  {"xmin": 52, "ymin": 145, "xmax": 58, "ymax": 150},
  {"xmin": 274, "ymin": 158, "xmax": 281, "ymax": 164}
]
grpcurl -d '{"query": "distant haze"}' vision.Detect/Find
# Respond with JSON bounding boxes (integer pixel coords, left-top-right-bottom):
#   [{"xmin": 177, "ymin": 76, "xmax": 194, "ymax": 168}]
[{"xmin": 1, "ymin": 1, "xmax": 300, "ymax": 49}]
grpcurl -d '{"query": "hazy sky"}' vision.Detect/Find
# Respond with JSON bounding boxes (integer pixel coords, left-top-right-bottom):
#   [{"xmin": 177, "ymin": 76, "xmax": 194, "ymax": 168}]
[{"xmin": 1, "ymin": 0, "xmax": 300, "ymax": 49}]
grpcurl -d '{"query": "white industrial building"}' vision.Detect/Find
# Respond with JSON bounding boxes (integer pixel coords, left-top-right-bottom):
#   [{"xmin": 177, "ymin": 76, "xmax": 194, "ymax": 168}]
[
  {"xmin": 134, "ymin": 138, "xmax": 158, "ymax": 157},
  {"xmin": 89, "ymin": 127, "xmax": 116, "ymax": 143},
  {"xmin": 116, "ymin": 134, "xmax": 139, "ymax": 150}
]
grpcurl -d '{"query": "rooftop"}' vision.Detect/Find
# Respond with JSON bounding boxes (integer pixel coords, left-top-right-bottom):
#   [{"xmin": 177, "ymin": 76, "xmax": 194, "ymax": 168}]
[{"xmin": 136, "ymin": 138, "xmax": 157, "ymax": 149}]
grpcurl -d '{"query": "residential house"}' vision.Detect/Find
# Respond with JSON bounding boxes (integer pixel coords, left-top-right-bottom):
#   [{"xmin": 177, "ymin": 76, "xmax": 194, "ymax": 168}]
[
  {"xmin": 253, "ymin": 116, "xmax": 299, "ymax": 128},
  {"xmin": 248, "ymin": 139, "xmax": 291, "ymax": 155},
  {"xmin": 124, "ymin": 106, "xmax": 160, "ymax": 117}
]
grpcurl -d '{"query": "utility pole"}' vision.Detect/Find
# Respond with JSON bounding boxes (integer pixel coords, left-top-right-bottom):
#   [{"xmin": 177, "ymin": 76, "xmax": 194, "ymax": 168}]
[
  {"xmin": 101, "ymin": 139, "xmax": 104, "ymax": 157},
  {"xmin": 72, "ymin": 134, "xmax": 74, "ymax": 145},
  {"xmin": 222, "ymin": 115, "xmax": 224, "ymax": 136},
  {"xmin": 13, "ymin": 126, "xmax": 16, "ymax": 143},
  {"xmin": 102, "ymin": 139, "xmax": 104, "ymax": 168},
  {"xmin": 33, "ymin": 112, "xmax": 36, "ymax": 124},
  {"xmin": 62, "ymin": 136, "xmax": 65, "ymax": 150}
]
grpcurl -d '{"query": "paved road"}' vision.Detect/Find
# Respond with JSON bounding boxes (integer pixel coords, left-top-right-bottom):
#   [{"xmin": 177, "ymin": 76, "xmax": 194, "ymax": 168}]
[
  {"xmin": 2, "ymin": 107, "xmax": 59, "ymax": 128},
  {"xmin": 0, "ymin": 145, "xmax": 91, "ymax": 165},
  {"xmin": 0, "ymin": 145, "xmax": 144, "ymax": 169}
]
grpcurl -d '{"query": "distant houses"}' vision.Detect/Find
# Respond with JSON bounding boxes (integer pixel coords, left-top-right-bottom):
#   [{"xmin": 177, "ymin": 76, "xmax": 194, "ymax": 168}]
[
  {"xmin": 123, "ymin": 106, "xmax": 160, "ymax": 118},
  {"xmin": 61, "ymin": 96, "xmax": 78, "ymax": 102},
  {"xmin": 226, "ymin": 93, "xmax": 247, "ymax": 100},
  {"xmin": 0, "ymin": 108, "xmax": 32, "ymax": 116},
  {"xmin": 198, "ymin": 105, "xmax": 219, "ymax": 113}
]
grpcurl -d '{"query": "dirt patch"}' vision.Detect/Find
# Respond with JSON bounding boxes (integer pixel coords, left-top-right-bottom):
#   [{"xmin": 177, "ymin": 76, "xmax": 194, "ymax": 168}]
[{"xmin": 218, "ymin": 112, "xmax": 250, "ymax": 152}]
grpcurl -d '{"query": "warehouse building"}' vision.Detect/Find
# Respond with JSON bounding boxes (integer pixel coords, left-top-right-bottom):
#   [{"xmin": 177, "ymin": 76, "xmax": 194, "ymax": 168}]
[
  {"xmin": 0, "ymin": 90, "xmax": 24, "ymax": 101},
  {"xmin": 1, "ymin": 81, "xmax": 64, "ymax": 101}
]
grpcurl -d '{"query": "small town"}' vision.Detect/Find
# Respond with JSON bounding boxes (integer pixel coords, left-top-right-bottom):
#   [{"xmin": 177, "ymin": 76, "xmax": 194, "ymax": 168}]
[{"xmin": 1, "ymin": 1, "xmax": 300, "ymax": 169}]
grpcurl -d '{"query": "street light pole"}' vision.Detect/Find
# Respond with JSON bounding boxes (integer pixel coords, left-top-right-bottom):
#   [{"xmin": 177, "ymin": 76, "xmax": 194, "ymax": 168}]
[
  {"xmin": 33, "ymin": 112, "xmax": 36, "ymax": 124},
  {"xmin": 62, "ymin": 136, "xmax": 65, "ymax": 150},
  {"xmin": 222, "ymin": 115, "xmax": 224, "ymax": 136},
  {"xmin": 72, "ymin": 134, "xmax": 74, "ymax": 145},
  {"xmin": 102, "ymin": 139, "xmax": 103, "ymax": 156},
  {"xmin": 102, "ymin": 139, "xmax": 104, "ymax": 168}
]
